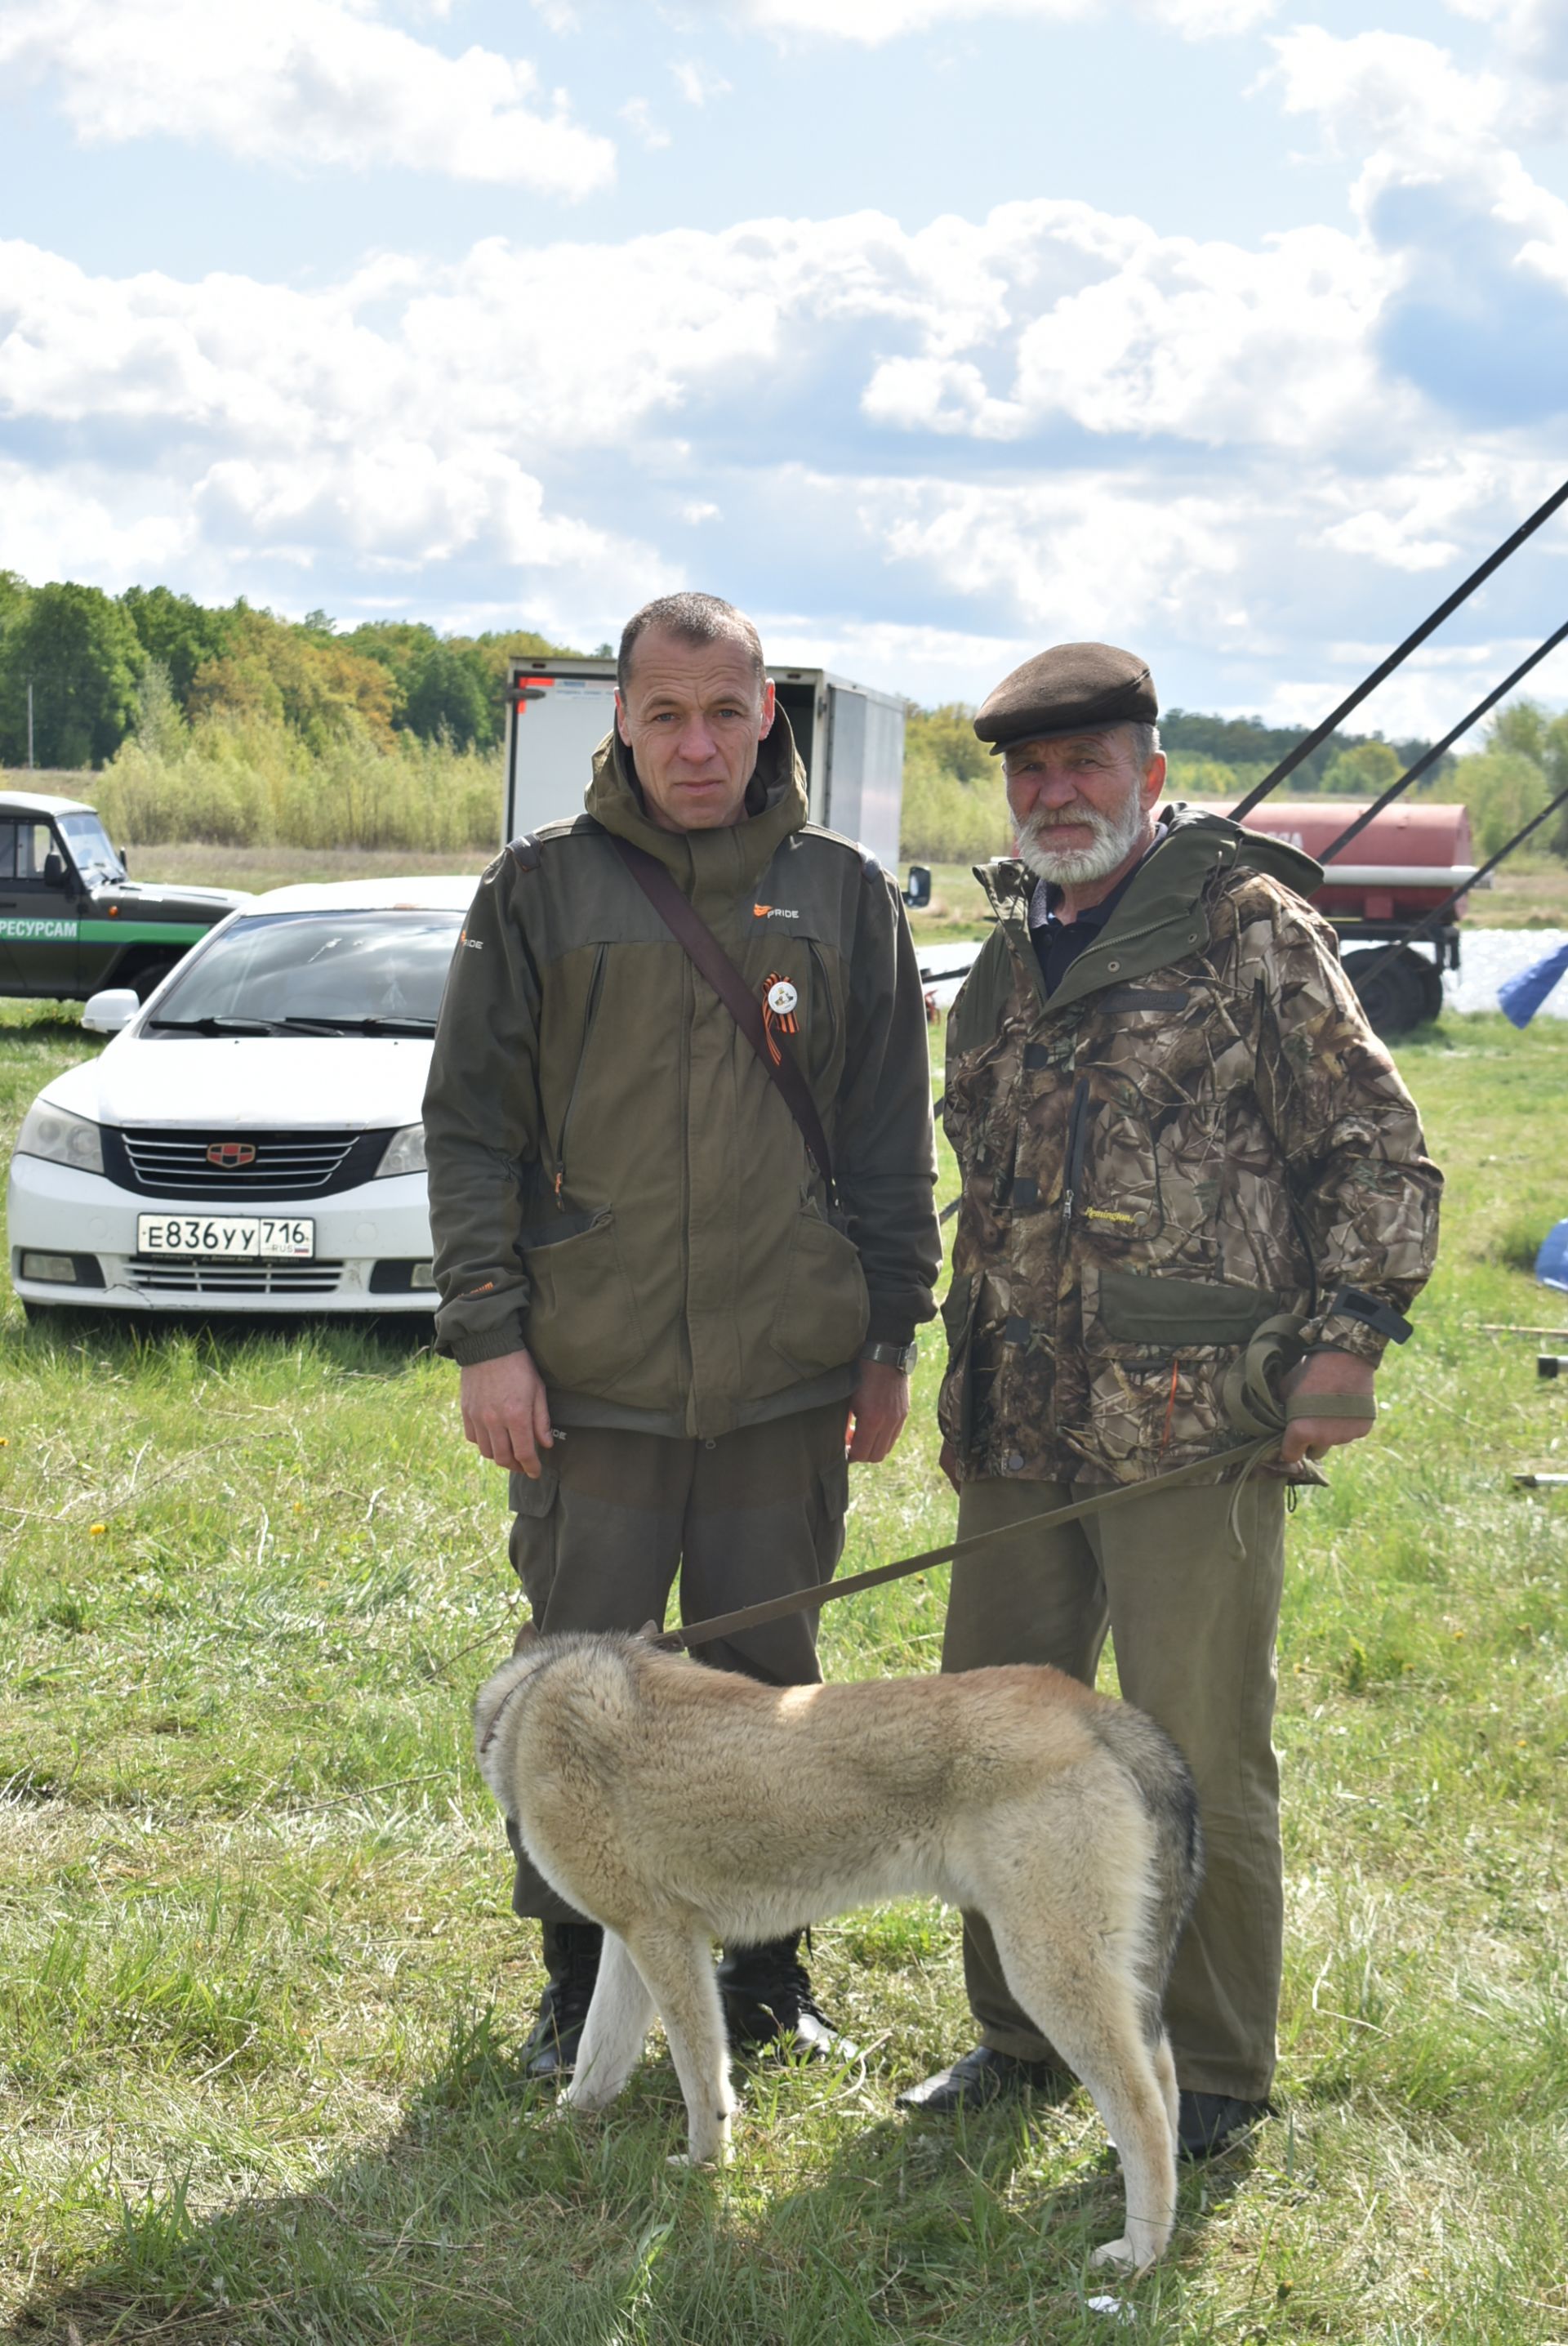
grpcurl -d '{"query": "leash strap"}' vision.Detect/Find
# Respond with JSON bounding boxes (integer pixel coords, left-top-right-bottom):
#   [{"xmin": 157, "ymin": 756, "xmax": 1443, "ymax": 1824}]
[
  {"xmin": 608, "ymin": 834, "xmax": 835, "ymax": 1196},
  {"xmin": 657, "ymin": 1434, "xmax": 1277, "ymax": 1652}
]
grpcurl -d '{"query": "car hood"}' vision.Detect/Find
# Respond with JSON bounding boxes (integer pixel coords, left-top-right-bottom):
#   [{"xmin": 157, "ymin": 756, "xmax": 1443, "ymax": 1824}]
[
  {"xmin": 47, "ymin": 1034, "xmax": 432, "ymax": 1131},
  {"xmin": 90, "ymin": 881, "xmax": 252, "ymax": 920}
]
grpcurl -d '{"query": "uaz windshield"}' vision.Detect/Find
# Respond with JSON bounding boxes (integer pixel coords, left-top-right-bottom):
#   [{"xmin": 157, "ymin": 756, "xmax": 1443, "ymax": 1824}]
[
  {"xmin": 59, "ymin": 813, "xmax": 126, "ymax": 888},
  {"xmin": 149, "ymin": 909, "xmax": 463, "ymax": 1031}
]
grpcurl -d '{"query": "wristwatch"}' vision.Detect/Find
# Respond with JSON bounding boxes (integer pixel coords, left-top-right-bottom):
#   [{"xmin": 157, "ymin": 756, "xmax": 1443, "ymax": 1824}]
[{"xmin": 860, "ymin": 1339, "xmax": 918, "ymax": 1372}]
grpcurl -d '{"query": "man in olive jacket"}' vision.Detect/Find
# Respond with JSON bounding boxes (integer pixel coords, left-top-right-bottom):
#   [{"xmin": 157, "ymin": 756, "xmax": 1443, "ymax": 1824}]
[
  {"xmin": 424, "ymin": 593, "xmax": 939, "ymax": 2073},
  {"xmin": 900, "ymin": 643, "xmax": 1441, "ymax": 2155}
]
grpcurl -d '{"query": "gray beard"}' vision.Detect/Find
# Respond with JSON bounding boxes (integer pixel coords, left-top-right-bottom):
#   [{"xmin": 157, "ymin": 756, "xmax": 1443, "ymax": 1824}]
[{"xmin": 1018, "ymin": 793, "xmax": 1148, "ymax": 886}]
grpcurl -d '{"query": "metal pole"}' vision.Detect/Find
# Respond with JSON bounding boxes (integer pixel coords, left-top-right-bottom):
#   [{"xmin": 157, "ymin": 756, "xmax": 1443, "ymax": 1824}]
[
  {"xmin": 1348, "ymin": 776, "xmax": 1568, "ymax": 992},
  {"xmin": 1317, "ymin": 618, "xmax": 1568, "ymax": 864},
  {"xmin": 1230, "ymin": 475, "xmax": 1568, "ymax": 819},
  {"xmin": 27, "ymin": 678, "xmax": 33, "ymax": 770}
]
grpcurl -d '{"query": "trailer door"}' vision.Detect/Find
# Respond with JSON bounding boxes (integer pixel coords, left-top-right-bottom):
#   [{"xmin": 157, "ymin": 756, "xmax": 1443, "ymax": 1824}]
[{"xmin": 506, "ymin": 674, "xmax": 621, "ymax": 839}]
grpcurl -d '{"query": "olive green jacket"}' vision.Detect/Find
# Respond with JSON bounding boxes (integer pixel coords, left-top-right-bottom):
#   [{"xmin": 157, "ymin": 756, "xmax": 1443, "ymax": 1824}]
[
  {"xmin": 938, "ymin": 805, "xmax": 1442, "ymax": 1485},
  {"xmin": 424, "ymin": 719, "xmax": 939, "ymax": 1439}
]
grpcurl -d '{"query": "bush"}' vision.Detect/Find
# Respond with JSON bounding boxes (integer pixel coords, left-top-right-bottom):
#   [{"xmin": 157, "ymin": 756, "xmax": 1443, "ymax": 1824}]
[
  {"xmin": 898, "ymin": 750, "xmax": 1012, "ymax": 863},
  {"xmin": 96, "ymin": 712, "xmax": 501, "ymax": 853}
]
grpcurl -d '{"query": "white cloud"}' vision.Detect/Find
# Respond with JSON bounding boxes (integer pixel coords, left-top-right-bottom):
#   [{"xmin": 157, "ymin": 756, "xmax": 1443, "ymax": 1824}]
[
  {"xmin": 0, "ymin": 0, "xmax": 615, "ymax": 196},
  {"xmin": 733, "ymin": 0, "xmax": 1278, "ymax": 43},
  {"xmin": 0, "ymin": 158, "xmax": 1561, "ymax": 722},
  {"xmin": 670, "ymin": 60, "xmax": 733, "ymax": 104},
  {"xmin": 620, "ymin": 96, "xmax": 672, "ymax": 149}
]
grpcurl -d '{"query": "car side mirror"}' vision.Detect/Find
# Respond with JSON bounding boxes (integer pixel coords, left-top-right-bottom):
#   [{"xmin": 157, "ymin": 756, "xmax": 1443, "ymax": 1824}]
[
  {"xmin": 903, "ymin": 863, "xmax": 931, "ymax": 909},
  {"xmin": 118, "ymin": 845, "xmax": 130, "ymax": 873},
  {"xmin": 82, "ymin": 988, "xmax": 140, "ymax": 1036},
  {"xmin": 42, "ymin": 852, "xmax": 67, "ymax": 888}
]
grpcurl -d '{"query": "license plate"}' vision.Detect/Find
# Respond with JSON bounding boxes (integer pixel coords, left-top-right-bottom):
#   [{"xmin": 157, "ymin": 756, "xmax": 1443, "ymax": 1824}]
[{"xmin": 136, "ymin": 1215, "xmax": 315, "ymax": 1259}]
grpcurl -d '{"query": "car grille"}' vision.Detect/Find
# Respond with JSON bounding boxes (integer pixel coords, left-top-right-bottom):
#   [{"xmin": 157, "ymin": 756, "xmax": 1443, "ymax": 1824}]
[
  {"xmin": 126, "ymin": 1256, "xmax": 348, "ymax": 1296},
  {"xmin": 102, "ymin": 1128, "xmax": 393, "ymax": 1200}
]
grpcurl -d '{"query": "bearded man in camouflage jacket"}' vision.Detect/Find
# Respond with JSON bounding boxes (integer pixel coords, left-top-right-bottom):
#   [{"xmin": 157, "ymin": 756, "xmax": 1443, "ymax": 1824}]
[{"xmin": 898, "ymin": 644, "xmax": 1441, "ymax": 2156}]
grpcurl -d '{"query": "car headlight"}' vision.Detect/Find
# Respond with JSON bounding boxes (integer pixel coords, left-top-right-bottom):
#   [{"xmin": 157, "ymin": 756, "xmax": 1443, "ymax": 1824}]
[
  {"xmin": 376, "ymin": 1123, "xmax": 427, "ymax": 1179},
  {"xmin": 16, "ymin": 1100, "xmax": 105, "ymax": 1176}
]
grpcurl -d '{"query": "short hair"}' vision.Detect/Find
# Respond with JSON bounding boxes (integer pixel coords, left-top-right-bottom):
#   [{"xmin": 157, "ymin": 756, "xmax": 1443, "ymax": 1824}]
[
  {"xmin": 1126, "ymin": 720, "xmax": 1161, "ymax": 771},
  {"xmin": 617, "ymin": 593, "xmax": 766, "ymax": 698}
]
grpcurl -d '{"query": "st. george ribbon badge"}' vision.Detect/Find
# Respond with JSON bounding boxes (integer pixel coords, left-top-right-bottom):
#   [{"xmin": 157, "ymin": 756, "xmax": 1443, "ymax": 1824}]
[{"xmin": 762, "ymin": 973, "xmax": 799, "ymax": 1064}]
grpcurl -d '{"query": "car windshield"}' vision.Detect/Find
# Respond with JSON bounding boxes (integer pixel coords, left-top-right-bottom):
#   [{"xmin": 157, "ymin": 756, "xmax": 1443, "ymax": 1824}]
[
  {"xmin": 58, "ymin": 812, "xmax": 126, "ymax": 887},
  {"xmin": 148, "ymin": 908, "xmax": 464, "ymax": 1032}
]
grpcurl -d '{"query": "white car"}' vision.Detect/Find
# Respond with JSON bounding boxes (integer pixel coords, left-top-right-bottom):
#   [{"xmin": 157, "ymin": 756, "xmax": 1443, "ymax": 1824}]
[{"xmin": 7, "ymin": 876, "xmax": 475, "ymax": 1319}]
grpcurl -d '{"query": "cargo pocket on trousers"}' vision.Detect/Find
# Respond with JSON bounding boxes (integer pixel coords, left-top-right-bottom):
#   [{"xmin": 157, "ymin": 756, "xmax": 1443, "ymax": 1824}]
[{"xmin": 507, "ymin": 1456, "xmax": 561, "ymax": 1616}]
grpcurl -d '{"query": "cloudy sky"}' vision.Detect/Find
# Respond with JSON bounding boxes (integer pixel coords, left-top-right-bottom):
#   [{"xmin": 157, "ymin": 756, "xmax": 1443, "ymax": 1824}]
[{"xmin": 2, "ymin": 0, "xmax": 1566, "ymax": 730}]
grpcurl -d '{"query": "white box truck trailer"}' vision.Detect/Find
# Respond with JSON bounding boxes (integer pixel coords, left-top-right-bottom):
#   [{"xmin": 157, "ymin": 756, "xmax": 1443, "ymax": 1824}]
[{"xmin": 501, "ymin": 656, "xmax": 915, "ymax": 884}]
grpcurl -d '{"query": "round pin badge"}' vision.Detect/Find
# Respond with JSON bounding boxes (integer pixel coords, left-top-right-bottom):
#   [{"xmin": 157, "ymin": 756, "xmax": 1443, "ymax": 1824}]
[{"xmin": 766, "ymin": 979, "xmax": 798, "ymax": 1016}]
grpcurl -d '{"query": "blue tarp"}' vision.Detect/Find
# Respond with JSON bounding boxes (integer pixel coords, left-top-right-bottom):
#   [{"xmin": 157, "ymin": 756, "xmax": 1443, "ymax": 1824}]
[
  {"xmin": 1538, "ymin": 1220, "xmax": 1568, "ymax": 1294},
  {"xmin": 1499, "ymin": 939, "xmax": 1568, "ymax": 1028}
]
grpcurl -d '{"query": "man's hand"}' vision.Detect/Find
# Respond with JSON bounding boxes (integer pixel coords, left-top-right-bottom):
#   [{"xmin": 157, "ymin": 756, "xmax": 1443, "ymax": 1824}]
[
  {"xmin": 461, "ymin": 1348, "xmax": 554, "ymax": 1478},
  {"xmin": 1280, "ymin": 1349, "xmax": 1376, "ymax": 1468},
  {"xmin": 847, "ymin": 1358, "xmax": 910, "ymax": 1465}
]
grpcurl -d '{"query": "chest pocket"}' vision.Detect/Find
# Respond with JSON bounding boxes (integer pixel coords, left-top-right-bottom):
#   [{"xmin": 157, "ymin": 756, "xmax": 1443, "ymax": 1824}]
[
  {"xmin": 1073, "ymin": 984, "xmax": 1214, "ymax": 1246},
  {"xmin": 1079, "ymin": 1082, "xmax": 1164, "ymax": 1242}
]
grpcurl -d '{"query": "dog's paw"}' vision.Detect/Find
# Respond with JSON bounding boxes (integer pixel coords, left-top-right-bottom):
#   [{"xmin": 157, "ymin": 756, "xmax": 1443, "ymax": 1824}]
[{"xmin": 1089, "ymin": 2237, "xmax": 1141, "ymax": 2272}]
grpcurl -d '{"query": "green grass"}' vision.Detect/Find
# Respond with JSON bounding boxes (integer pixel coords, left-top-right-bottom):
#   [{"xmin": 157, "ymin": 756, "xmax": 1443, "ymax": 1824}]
[{"xmin": 2, "ymin": 1001, "xmax": 1567, "ymax": 2342}]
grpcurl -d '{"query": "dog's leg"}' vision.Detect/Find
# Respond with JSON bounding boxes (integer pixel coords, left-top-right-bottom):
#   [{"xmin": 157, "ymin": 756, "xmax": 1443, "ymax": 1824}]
[
  {"xmin": 986, "ymin": 1917, "xmax": 1177, "ymax": 2272},
  {"xmin": 621, "ymin": 1924, "xmax": 733, "ymax": 2167},
  {"xmin": 1152, "ymin": 2028, "xmax": 1178, "ymax": 2145},
  {"xmin": 564, "ymin": 1931, "xmax": 656, "ymax": 2115}
]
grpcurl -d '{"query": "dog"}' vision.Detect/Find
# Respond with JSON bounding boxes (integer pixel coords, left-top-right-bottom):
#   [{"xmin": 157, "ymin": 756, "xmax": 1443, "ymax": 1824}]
[{"xmin": 474, "ymin": 1629, "xmax": 1202, "ymax": 2270}]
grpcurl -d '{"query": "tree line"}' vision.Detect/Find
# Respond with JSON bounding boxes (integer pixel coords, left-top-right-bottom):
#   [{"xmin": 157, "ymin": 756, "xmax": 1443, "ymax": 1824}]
[
  {"xmin": 2, "ymin": 573, "xmax": 1563, "ymax": 868},
  {"xmin": 0, "ymin": 572, "xmax": 578, "ymax": 769}
]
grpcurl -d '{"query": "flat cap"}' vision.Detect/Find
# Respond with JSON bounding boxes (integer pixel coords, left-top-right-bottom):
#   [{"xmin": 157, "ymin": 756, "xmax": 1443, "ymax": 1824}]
[{"xmin": 973, "ymin": 641, "xmax": 1157, "ymax": 754}]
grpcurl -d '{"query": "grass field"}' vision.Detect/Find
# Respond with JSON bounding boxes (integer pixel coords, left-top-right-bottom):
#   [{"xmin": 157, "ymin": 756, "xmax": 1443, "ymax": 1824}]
[{"xmin": 2, "ymin": 1001, "xmax": 1567, "ymax": 2344}]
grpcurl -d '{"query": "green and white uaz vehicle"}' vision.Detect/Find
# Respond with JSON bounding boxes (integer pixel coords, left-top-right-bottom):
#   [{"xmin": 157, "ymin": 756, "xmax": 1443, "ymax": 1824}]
[{"xmin": 0, "ymin": 789, "xmax": 247, "ymax": 1005}]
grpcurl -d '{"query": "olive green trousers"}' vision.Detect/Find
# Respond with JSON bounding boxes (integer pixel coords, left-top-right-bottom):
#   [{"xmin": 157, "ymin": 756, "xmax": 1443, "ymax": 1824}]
[
  {"xmin": 505, "ymin": 1402, "xmax": 849, "ymax": 1922},
  {"xmin": 942, "ymin": 1471, "xmax": 1286, "ymax": 2102}
]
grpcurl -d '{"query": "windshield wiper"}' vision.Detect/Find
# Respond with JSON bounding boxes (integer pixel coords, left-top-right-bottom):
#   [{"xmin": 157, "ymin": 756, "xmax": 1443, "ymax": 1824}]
[
  {"xmin": 278, "ymin": 1015, "xmax": 437, "ymax": 1035},
  {"xmin": 146, "ymin": 1015, "xmax": 284, "ymax": 1035}
]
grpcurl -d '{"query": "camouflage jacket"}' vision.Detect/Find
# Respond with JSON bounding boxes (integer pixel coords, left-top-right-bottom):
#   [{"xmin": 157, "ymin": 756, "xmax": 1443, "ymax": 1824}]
[{"xmin": 938, "ymin": 806, "xmax": 1442, "ymax": 1486}]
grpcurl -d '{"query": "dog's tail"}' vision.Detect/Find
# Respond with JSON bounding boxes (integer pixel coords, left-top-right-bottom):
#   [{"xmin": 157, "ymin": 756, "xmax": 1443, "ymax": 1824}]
[{"xmin": 1086, "ymin": 1705, "xmax": 1204, "ymax": 2045}]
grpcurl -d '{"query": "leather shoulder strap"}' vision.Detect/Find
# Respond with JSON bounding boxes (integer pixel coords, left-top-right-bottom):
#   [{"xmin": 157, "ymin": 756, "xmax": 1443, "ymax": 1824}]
[{"xmin": 608, "ymin": 834, "xmax": 835, "ymax": 1195}]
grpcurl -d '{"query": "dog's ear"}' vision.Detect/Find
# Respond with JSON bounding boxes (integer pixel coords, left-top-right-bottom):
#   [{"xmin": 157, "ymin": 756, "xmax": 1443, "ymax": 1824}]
[
  {"xmin": 637, "ymin": 1619, "xmax": 662, "ymax": 1643},
  {"xmin": 511, "ymin": 1619, "xmax": 540, "ymax": 1657}
]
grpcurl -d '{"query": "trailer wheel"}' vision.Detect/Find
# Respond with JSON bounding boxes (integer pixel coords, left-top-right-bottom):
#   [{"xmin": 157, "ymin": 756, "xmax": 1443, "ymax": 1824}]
[{"xmin": 1342, "ymin": 946, "xmax": 1442, "ymax": 1038}]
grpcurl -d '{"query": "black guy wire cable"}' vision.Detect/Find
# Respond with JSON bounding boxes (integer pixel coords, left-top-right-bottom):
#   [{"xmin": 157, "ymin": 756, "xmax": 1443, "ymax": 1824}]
[
  {"xmin": 1349, "ymin": 777, "xmax": 1568, "ymax": 994},
  {"xmin": 1230, "ymin": 475, "xmax": 1568, "ymax": 821},
  {"xmin": 1317, "ymin": 618, "xmax": 1568, "ymax": 865}
]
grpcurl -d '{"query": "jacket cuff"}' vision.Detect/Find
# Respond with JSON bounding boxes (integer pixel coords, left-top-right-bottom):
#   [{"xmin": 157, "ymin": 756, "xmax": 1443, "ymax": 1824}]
[
  {"xmin": 865, "ymin": 1305, "xmax": 919, "ymax": 1348},
  {"xmin": 1297, "ymin": 1317, "xmax": 1388, "ymax": 1369},
  {"xmin": 442, "ymin": 1327, "xmax": 531, "ymax": 1367}
]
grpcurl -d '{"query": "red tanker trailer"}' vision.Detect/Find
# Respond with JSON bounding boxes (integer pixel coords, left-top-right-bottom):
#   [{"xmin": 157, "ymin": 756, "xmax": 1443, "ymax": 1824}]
[{"xmin": 1239, "ymin": 799, "xmax": 1479, "ymax": 1034}]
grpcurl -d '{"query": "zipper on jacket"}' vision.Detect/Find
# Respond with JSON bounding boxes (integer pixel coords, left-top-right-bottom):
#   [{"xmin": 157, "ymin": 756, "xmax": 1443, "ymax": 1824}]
[
  {"xmin": 554, "ymin": 944, "xmax": 606, "ymax": 1205},
  {"xmin": 807, "ymin": 939, "xmax": 840, "ymax": 1070},
  {"xmin": 1060, "ymin": 1075, "xmax": 1090, "ymax": 1229}
]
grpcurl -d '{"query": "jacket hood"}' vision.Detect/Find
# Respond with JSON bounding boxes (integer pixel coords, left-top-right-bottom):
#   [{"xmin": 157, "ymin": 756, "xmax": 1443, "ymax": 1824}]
[
  {"xmin": 1157, "ymin": 801, "xmax": 1324, "ymax": 894},
  {"xmin": 583, "ymin": 710, "xmax": 808, "ymax": 886}
]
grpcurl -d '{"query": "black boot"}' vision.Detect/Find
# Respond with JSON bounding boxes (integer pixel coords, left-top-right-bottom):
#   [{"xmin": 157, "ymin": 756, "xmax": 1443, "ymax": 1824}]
[
  {"xmin": 1176, "ymin": 2090, "xmax": 1268, "ymax": 2160},
  {"xmin": 718, "ymin": 1933, "xmax": 850, "ymax": 2061},
  {"xmin": 519, "ymin": 1921, "xmax": 602, "ymax": 2081},
  {"xmin": 897, "ymin": 2045, "xmax": 1076, "ymax": 2113}
]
